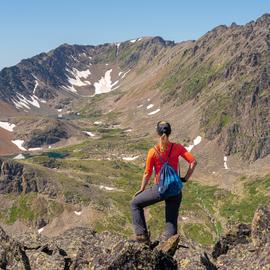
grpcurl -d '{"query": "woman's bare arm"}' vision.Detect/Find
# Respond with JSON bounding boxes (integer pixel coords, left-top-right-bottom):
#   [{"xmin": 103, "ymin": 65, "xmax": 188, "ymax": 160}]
[
  {"xmin": 133, "ymin": 174, "xmax": 150, "ymax": 197},
  {"xmin": 181, "ymin": 160, "xmax": 197, "ymax": 182}
]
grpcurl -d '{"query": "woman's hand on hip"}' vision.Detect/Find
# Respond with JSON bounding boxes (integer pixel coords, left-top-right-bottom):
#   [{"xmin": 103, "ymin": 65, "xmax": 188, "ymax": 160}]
[{"xmin": 133, "ymin": 189, "xmax": 144, "ymax": 198}]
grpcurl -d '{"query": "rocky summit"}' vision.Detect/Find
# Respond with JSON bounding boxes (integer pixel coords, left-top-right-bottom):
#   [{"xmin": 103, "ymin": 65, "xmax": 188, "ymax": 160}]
[{"xmin": 0, "ymin": 206, "xmax": 269, "ymax": 269}]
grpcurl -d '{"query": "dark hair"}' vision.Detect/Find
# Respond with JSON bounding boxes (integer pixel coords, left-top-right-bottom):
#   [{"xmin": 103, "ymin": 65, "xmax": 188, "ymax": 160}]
[{"xmin": 156, "ymin": 121, "xmax": 171, "ymax": 136}]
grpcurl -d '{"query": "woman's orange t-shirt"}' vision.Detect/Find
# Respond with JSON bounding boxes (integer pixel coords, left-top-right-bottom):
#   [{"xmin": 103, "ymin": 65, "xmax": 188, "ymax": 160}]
[{"xmin": 144, "ymin": 142, "xmax": 196, "ymax": 184}]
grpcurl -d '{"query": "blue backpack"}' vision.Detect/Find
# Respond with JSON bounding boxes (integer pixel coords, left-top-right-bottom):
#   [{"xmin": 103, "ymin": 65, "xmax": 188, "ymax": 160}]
[{"xmin": 154, "ymin": 143, "xmax": 183, "ymax": 198}]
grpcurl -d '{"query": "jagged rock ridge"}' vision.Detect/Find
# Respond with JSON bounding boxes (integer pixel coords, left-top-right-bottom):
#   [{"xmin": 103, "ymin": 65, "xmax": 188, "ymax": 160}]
[{"xmin": 0, "ymin": 206, "xmax": 269, "ymax": 269}]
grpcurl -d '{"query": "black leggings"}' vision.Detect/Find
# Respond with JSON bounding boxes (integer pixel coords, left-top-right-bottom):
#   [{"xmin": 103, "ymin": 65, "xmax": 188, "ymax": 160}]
[{"xmin": 130, "ymin": 184, "xmax": 182, "ymax": 239}]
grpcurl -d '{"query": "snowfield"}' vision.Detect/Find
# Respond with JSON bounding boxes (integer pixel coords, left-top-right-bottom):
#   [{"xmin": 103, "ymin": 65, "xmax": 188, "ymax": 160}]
[
  {"xmin": 12, "ymin": 94, "xmax": 40, "ymax": 110},
  {"xmin": 0, "ymin": 121, "xmax": 16, "ymax": 132},
  {"xmin": 94, "ymin": 69, "xmax": 119, "ymax": 95},
  {"xmin": 64, "ymin": 68, "xmax": 91, "ymax": 93}
]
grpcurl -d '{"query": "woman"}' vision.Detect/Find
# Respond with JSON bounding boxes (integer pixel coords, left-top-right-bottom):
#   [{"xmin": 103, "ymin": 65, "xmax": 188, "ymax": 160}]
[{"xmin": 130, "ymin": 121, "xmax": 197, "ymax": 244}]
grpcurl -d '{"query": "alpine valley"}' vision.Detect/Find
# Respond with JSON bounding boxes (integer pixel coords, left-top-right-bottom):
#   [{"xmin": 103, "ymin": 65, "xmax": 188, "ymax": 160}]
[{"xmin": 0, "ymin": 13, "xmax": 270, "ymax": 270}]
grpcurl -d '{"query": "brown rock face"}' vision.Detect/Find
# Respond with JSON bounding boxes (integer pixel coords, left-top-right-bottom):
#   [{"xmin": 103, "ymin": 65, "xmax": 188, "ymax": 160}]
[
  {"xmin": 0, "ymin": 159, "xmax": 37, "ymax": 193},
  {"xmin": 0, "ymin": 159, "xmax": 59, "ymax": 197}
]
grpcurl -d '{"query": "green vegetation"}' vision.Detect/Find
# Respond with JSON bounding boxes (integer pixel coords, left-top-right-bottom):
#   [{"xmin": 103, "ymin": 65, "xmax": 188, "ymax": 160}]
[
  {"xmin": 201, "ymin": 93, "xmax": 233, "ymax": 138},
  {"xmin": 221, "ymin": 175, "xmax": 270, "ymax": 223},
  {"xmin": 160, "ymin": 60, "xmax": 227, "ymax": 106},
  {"xmin": 118, "ymin": 44, "xmax": 140, "ymax": 69},
  {"xmin": 7, "ymin": 193, "xmax": 37, "ymax": 224},
  {"xmin": 183, "ymin": 223, "xmax": 214, "ymax": 245},
  {"xmin": 0, "ymin": 192, "xmax": 64, "ymax": 225},
  {"xmin": 93, "ymin": 46, "xmax": 117, "ymax": 63}
]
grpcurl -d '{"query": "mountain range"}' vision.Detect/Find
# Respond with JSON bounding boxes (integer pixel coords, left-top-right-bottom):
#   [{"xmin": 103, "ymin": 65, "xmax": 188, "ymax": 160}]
[{"xmin": 0, "ymin": 13, "xmax": 270, "ymax": 270}]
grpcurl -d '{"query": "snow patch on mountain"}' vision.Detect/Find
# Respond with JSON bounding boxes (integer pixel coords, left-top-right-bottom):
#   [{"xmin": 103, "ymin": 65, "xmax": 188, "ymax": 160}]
[
  {"xmin": 121, "ymin": 70, "xmax": 131, "ymax": 79},
  {"xmin": 146, "ymin": 104, "xmax": 154, "ymax": 109},
  {"xmin": 224, "ymin": 156, "xmax": 229, "ymax": 169},
  {"xmin": 38, "ymin": 227, "xmax": 45, "ymax": 234},
  {"xmin": 71, "ymin": 55, "xmax": 79, "ymax": 62},
  {"xmin": 186, "ymin": 136, "xmax": 202, "ymax": 151},
  {"xmin": 28, "ymin": 147, "xmax": 42, "ymax": 151},
  {"xmin": 12, "ymin": 94, "xmax": 40, "ymax": 110},
  {"xmin": 130, "ymin": 38, "xmax": 142, "ymax": 43},
  {"xmin": 11, "ymin": 139, "xmax": 26, "ymax": 151},
  {"xmin": 83, "ymin": 131, "xmax": 95, "ymax": 137},
  {"xmin": 0, "ymin": 121, "xmax": 16, "ymax": 132},
  {"xmin": 116, "ymin": 43, "xmax": 121, "ymax": 56},
  {"xmin": 33, "ymin": 80, "xmax": 39, "ymax": 94},
  {"xmin": 99, "ymin": 185, "xmax": 117, "ymax": 191},
  {"xmin": 148, "ymin": 109, "xmax": 160, "ymax": 115},
  {"xmin": 13, "ymin": 154, "xmax": 25, "ymax": 160},
  {"xmin": 122, "ymin": 155, "xmax": 140, "ymax": 161},
  {"xmin": 76, "ymin": 69, "xmax": 91, "ymax": 78},
  {"xmin": 193, "ymin": 136, "xmax": 202, "ymax": 146},
  {"xmin": 64, "ymin": 68, "xmax": 91, "ymax": 93},
  {"xmin": 94, "ymin": 69, "xmax": 119, "ymax": 95}
]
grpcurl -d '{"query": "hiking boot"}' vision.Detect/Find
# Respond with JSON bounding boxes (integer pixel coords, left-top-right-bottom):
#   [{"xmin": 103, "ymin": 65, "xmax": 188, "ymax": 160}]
[{"xmin": 129, "ymin": 233, "xmax": 151, "ymax": 245}]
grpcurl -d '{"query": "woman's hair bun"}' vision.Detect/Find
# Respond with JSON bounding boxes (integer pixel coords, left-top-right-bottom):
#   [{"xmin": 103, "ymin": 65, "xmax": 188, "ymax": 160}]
[{"xmin": 156, "ymin": 121, "xmax": 171, "ymax": 136}]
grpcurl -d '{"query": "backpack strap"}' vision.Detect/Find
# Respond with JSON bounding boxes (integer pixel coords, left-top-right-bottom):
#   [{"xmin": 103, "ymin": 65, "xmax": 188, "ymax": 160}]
[
  {"xmin": 168, "ymin": 143, "xmax": 174, "ymax": 159},
  {"xmin": 154, "ymin": 143, "xmax": 174, "ymax": 163}
]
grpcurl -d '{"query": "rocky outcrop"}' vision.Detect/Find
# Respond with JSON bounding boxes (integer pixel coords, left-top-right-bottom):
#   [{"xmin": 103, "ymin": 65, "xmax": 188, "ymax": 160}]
[
  {"xmin": 0, "ymin": 159, "xmax": 58, "ymax": 196},
  {"xmin": 0, "ymin": 159, "xmax": 37, "ymax": 193},
  {"xmin": 1, "ymin": 227, "xmax": 177, "ymax": 270},
  {"xmin": 0, "ymin": 206, "xmax": 269, "ymax": 269},
  {"xmin": 23, "ymin": 121, "xmax": 69, "ymax": 148},
  {"xmin": 212, "ymin": 223, "xmax": 251, "ymax": 259},
  {"xmin": 251, "ymin": 206, "xmax": 270, "ymax": 247},
  {"xmin": 174, "ymin": 206, "xmax": 270, "ymax": 269},
  {"xmin": 0, "ymin": 226, "xmax": 31, "ymax": 269},
  {"xmin": 212, "ymin": 206, "xmax": 270, "ymax": 270}
]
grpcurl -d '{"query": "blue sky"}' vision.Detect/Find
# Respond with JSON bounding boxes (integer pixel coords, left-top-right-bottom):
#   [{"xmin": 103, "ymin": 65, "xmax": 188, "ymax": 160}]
[{"xmin": 0, "ymin": 0, "xmax": 269, "ymax": 70}]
